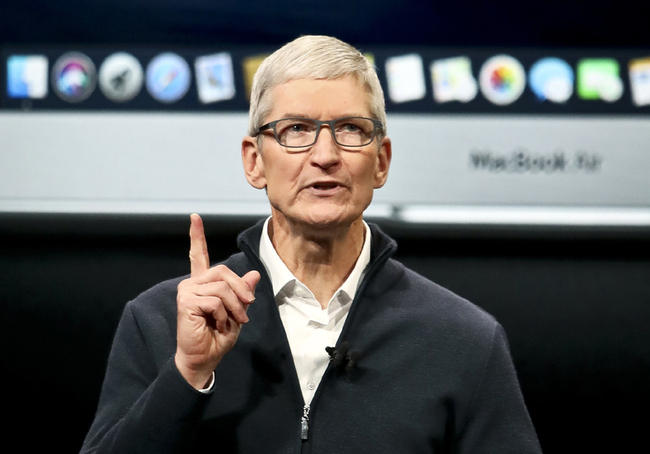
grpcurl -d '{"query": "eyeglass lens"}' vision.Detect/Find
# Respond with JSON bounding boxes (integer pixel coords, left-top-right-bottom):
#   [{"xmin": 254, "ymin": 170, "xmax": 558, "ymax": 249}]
[{"xmin": 274, "ymin": 118, "xmax": 376, "ymax": 148}]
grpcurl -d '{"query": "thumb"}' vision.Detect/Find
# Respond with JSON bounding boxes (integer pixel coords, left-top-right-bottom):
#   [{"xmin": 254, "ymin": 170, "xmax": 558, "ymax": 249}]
[{"xmin": 242, "ymin": 270, "xmax": 261, "ymax": 297}]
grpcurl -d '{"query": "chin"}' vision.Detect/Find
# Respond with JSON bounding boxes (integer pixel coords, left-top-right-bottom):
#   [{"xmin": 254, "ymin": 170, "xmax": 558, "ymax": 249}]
[
  {"xmin": 303, "ymin": 207, "xmax": 366, "ymax": 231},
  {"xmin": 271, "ymin": 198, "xmax": 369, "ymax": 233}
]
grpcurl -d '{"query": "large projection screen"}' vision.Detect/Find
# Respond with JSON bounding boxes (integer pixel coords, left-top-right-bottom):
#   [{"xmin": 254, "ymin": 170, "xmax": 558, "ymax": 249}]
[{"xmin": 2, "ymin": 112, "xmax": 650, "ymax": 227}]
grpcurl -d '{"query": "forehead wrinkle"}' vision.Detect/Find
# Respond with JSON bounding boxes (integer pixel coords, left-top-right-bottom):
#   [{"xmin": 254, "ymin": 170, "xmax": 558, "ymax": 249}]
[{"xmin": 276, "ymin": 112, "xmax": 371, "ymax": 120}]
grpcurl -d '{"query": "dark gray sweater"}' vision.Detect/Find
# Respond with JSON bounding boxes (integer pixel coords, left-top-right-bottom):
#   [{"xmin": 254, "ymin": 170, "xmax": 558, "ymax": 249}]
[{"xmin": 81, "ymin": 222, "xmax": 542, "ymax": 454}]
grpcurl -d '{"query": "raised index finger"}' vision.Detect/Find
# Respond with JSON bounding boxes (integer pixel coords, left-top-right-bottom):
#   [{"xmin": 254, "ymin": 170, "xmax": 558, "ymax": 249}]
[{"xmin": 189, "ymin": 213, "xmax": 210, "ymax": 277}]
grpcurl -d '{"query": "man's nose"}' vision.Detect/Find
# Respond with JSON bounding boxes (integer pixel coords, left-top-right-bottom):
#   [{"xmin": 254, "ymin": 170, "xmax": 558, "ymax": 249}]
[{"xmin": 309, "ymin": 125, "xmax": 341, "ymax": 168}]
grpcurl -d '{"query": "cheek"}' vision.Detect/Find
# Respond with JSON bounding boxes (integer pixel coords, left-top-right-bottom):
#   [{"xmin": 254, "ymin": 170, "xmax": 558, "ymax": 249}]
[
  {"xmin": 353, "ymin": 156, "xmax": 379, "ymax": 185},
  {"xmin": 265, "ymin": 158, "xmax": 304, "ymax": 191}
]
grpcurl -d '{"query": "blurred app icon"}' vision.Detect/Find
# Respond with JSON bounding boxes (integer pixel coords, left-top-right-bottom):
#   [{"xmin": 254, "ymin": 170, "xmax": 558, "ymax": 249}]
[
  {"xmin": 628, "ymin": 57, "xmax": 650, "ymax": 107},
  {"xmin": 529, "ymin": 57, "xmax": 573, "ymax": 103},
  {"xmin": 576, "ymin": 59, "xmax": 623, "ymax": 102},
  {"xmin": 242, "ymin": 54, "xmax": 269, "ymax": 101},
  {"xmin": 479, "ymin": 55, "xmax": 526, "ymax": 105},
  {"xmin": 385, "ymin": 54, "xmax": 426, "ymax": 103},
  {"xmin": 99, "ymin": 53, "xmax": 144, "ymax": 102},
  {"xmin": 7, "ymin": 55, "xmax": 48, "ymax": 99},
  {"xmin": 52, "ymin": 52, "xmax": 97, "ymax": 102},
  {"xmin": 146, "ymin": 53, "xmax": 191, "ymax": 103},
  {"xmin": 431, "ymin": 56, "xmax": 477, "ymax": 103},
  {"xmin": 195, "ymin": 53, "xmax": 235, "ymax": 104}
]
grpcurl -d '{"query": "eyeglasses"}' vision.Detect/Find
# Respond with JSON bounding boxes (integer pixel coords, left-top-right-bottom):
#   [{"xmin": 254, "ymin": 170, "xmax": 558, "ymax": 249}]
[{"xmin": 256, "ymin": 117, "xmax": 384, "ymax": 151}]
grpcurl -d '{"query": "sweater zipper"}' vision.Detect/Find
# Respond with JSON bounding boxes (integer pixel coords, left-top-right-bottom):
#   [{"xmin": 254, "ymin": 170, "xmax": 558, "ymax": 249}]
[
  {"xmin": 236, "ymin": 238, "xmax": 314, "ymax": 444},
  {"xmin": 297, "ymin": 244, "xmax": 394, "ymax": 445},
  {"xmin": 300, "ymin": 404, "xmax": 310, "ymax": 440}
]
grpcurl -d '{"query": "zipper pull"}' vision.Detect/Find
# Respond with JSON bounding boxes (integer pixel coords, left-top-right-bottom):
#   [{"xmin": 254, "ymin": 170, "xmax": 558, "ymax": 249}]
[{"xmin": 300, "ymin": 404, "xmax": 310, "ymax": 440}]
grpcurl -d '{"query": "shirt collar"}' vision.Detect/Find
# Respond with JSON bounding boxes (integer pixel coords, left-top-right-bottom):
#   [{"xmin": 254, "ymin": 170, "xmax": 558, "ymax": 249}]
[{"xmin": 258, "ymin": 216, "xmax": 372, "ymax": 301}]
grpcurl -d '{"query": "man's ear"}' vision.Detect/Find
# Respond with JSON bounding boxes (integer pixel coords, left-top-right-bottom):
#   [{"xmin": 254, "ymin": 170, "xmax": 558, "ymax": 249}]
[
  {"xmin": 373, "ymin": 136, "xmax": 392, "ymax": 189},
  {"xmin": 242, "ymin": 136, "xmax": 267, "ymax": 189}
]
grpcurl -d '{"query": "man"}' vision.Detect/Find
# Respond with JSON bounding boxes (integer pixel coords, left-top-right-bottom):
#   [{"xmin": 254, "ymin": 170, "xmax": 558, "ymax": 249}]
[{"xmin": 81, "ymin": 36, "xmax": 541, "ymax": 453}]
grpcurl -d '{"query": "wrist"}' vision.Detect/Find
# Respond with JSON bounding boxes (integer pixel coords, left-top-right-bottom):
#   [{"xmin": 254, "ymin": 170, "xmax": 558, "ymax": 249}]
[{"xmin": 174, "ymin": 353, "xmax": 216, "ymax": 390}]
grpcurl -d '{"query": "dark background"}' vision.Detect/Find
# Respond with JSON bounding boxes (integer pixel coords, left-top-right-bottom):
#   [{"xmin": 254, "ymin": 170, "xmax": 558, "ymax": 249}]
[
  {"xmin": 3, "ymin": 0, "xmax": 650, "ymax": 48},
  {"xmin": 2, "ymin": 1, "xmax": 650, "ymax": 452}
]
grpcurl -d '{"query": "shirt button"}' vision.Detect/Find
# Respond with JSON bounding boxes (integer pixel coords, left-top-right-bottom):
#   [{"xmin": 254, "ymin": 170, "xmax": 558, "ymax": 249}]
[{"xmin": 307, "ymin": 381, "xmax": 316, "ymax": 390}]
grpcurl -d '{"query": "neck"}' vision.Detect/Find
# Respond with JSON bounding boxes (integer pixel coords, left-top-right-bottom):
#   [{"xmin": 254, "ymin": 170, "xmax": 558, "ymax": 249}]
[{"xmin": 269, "ymin": 214, "xmax": 366, "ymax": 309}]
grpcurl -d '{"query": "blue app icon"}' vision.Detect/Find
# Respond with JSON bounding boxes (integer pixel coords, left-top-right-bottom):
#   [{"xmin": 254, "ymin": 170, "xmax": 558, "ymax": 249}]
[
  {"xmin": 529, "ymin": 58, "xmax": 574, "ymax": 103},
  {"xmin": 7, "ymin": 55, "xmax": 48, "ymax": 99},
  {"xmin": 146, "ymin": 53, "xmax": 191, "ymax": 103}
]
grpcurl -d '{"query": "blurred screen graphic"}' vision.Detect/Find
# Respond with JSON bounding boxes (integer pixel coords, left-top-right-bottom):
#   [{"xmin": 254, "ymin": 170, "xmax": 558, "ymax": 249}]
[{"xmin": 1, "ymin": 1, "xmax": 649, "ymax": 229}]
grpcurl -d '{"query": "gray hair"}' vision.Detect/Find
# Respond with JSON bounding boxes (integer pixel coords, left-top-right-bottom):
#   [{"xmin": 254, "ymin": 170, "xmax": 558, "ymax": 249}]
[{"xmin": 248, "ymin": 35, "xmax": 386, "ymax": 138}]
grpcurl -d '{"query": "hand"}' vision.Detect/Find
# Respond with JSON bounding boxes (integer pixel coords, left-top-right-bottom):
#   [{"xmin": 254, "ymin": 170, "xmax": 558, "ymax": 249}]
[{"xmin": 175, "ymin": 214, "xmax": 261, "ymax": 389}]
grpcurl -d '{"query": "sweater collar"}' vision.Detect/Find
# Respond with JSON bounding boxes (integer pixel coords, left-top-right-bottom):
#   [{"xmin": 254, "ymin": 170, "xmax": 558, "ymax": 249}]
[
  {"xmin": 257, "ymin": 217, "xmax": 373, "ymax": 301},
  {"xmin": 236, "ymin": 218, "xmax": 398, "ymax": 272}
]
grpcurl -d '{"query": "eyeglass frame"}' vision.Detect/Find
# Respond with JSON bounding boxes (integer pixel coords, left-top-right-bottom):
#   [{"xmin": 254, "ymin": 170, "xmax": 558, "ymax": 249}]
[{"xmin": 255, "ymin": 116, "xmax": 385, "ymax": 150}]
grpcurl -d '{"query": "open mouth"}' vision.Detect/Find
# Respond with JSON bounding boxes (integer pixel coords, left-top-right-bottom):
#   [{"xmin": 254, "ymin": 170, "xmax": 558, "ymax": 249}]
[{"xmin": 312, "ymin": 182, "xmax": 339, "ymax": 190}]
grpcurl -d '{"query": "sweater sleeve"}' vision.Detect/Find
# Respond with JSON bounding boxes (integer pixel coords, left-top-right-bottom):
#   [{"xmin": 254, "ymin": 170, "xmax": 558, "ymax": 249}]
[
  {"xmin": 456, "ymin": 322, "xmax": 542, "ymax": 454},
  {"xmin": 80, "ymin": 301, "xmax": 211, "ymax": 454}
]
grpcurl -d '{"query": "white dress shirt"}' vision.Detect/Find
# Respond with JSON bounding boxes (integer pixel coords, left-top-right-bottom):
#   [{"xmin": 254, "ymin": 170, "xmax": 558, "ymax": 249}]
[{"xmin": 258, "ymin": 217, "xmax": 371, "ymax": 405}]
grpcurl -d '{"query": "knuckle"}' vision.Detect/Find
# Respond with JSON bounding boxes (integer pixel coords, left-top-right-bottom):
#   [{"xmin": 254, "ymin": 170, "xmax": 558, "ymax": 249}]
[
  {"xmin": 177, "ymin": 281, "xmax": 194, "ymax": 299},
  {"xmin": 176, "ymin": 288, "xmax": 192, "ymax": 304},
  {"xmin": 214, "ymin": 264, "xmax": 228, "ymax": 273}
]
